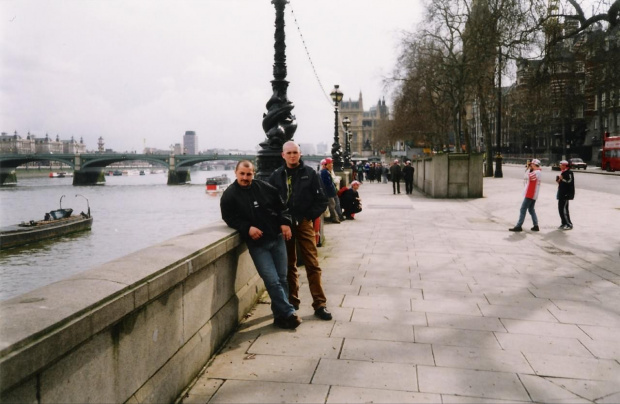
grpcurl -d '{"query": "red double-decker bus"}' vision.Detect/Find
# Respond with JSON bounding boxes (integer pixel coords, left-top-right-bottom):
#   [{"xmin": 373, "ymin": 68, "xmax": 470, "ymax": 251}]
[{"xmin": 602, "ymin": 132, "xmax": 620, "ymax": 172}]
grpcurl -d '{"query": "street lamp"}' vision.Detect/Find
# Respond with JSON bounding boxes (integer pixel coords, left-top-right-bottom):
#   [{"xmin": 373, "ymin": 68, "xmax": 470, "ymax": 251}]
[
  {"xmin": 256, "ymin": 0, "xmax": 297, "ymax": 180},
  {"xmin": 342, "ymin": 116, "xmax": 351, "ymax": 168},
  {"xmin": 494, "ymin": 46, "xmax": 503, "ymax": 178},
  {"xmin": 330, "ymin": 85, "xmax": 344, "ymax": 171}
]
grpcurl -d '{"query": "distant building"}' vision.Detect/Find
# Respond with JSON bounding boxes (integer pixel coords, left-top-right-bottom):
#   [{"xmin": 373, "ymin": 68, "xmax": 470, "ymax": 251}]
[
  {"xmin": 316, "ymin": 142, "xmax": 328, "ymax": 155},
  {"xmin": 0, "ymin": 131, "xmax": 35, "ymax": 154},
  {"xmin": 0, "ymin": 132, "xmax": 86, "ymax": 154},
  {"xmin": 299, "ymin": 143, "xmax": 317, "ymax": 155},
  {"xmin": 339, "ymin": 92, "xmax": 389, "ymax": 157},
  {"xmin": 62, "ymin": 136, "xmax": 86, "ymax": 154},
  {"xmin": 183, "ymin": 131, "xmax": 198, "ymax": 154},
  {"xmin": 173, "ymin": 143, "xmax": 183, "ymax": 155},
  {"xmin": 143, "ymin": 147, "xmax": 170, "ymax": 155}
]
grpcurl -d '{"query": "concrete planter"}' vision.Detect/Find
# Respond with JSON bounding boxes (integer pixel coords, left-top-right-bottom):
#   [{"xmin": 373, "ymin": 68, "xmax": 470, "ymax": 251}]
[{"xmin": 413, "ymin": 153, "xmax": 483, "ymax": 198}]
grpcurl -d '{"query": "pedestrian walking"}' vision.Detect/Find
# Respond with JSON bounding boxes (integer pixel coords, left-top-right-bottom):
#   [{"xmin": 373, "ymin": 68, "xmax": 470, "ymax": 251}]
[
  {"xmin": 220, "ymin": 160, "xmax": 301, "ymax": 329},
  {"xmin": 509, "ymin": 158, "xmax": 542, "ymax": 232},
  {"xmin": 389, "ymin": 159, "xmax": 402, "ymax": 194},
  {"xmin": 556, "ymin": 160, "xmax": 575, "ymax": 230},
  {"xmin": 357, "ymin": 163, "xmax": 364, "ymax": 182},
  {"xmin": 269, "ymin": 141, "xmax": 333, "ymax": 321},
  {"xmin": 402, "ymin": 160, "xmax": 414, "ymax": 194}
]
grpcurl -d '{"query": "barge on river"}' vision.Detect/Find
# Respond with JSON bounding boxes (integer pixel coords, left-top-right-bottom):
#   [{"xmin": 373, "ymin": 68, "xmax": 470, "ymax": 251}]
[{"xmin": 0, "ymin": 196, "xmax": 93, "ymax": 250}]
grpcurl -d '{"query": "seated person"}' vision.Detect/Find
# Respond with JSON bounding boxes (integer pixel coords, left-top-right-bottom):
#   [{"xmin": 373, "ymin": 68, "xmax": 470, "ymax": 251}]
[{"xmin": 339, "ymin": 181, "xmax": 362, "ymax": 220}]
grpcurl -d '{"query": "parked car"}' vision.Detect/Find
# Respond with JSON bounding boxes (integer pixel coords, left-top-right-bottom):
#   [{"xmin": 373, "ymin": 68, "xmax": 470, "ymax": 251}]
[
  {"xmin": 551, "ymin": 161, "xmax": 561, "ymax": 171},
  {"xmin": 569, "ymin": 158, "xmax": 587, "ymax": 170}
]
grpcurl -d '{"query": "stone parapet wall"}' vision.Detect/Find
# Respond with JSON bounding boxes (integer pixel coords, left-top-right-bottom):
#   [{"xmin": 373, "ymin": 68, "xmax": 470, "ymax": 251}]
[
  {"xmin": 0, "ymin": 223, "xmax": 264, "ymax": 403},
  {"xmin": 413, "ymin": 153, "xmax": 484, "ymax": 198}
]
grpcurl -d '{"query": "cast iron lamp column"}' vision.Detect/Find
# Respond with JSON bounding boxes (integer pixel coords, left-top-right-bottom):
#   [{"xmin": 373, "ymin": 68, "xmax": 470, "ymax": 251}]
[
  {"xmin": 330, "ymin": 85, "xmax": 344, "ymax": 172},
  {"xmin": 256, "ymin": 0, "xmax": 297, "ymax": 180},
  {"xmin": 342, "ymin": 116, "xmax": 351, "ymax": 168},
  {"xmin": 494, "ymin": 46, "xmax": 503, "ymax": 178}
]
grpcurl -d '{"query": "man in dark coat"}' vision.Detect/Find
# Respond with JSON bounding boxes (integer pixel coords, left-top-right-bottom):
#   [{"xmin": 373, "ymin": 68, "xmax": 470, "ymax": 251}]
[
  {"xmin": 556, "ymin": 160, "xmax": 575, "ymax": 230},
  {"xmin": 220, "ymin": 160, "xmax": 301, "ymax": 329},
  {"xmin": 389, "ymin": 159, "xmax": 402, "ymax": 194},
  {"xmin": 269, "ymin": 141, "xmax": 333, "ymax": 321},
  {"xmin": 402, "ymin": 160, "xmax": 414, "ymax": 194}
]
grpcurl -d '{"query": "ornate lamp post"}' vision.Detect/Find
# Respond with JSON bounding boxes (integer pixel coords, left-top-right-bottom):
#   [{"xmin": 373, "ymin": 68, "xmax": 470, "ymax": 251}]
[
  {"xmin": 494, "ymin": 46, "xmax": 503, "ymax": 178},
  {"xmin": 342, "ymin": 116, "xmax": 351, "ymax": 168},
  {"xmin": 256, "ymin": 0, "xmax": 297, "ymax": 180},
  {"xmin": 330, "ymin": 85, "xmax": 344, "ymax": 172}
]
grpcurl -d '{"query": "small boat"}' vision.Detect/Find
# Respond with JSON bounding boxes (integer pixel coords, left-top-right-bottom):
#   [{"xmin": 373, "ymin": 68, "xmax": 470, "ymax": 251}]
[
  {"xmin": 49, "ymin": 171, "xmax": 73, "ymax": 178},
  {"xmin": 205, "ymin": 174, "xmax": 231, "ymax": 192},
  {"xmin": 112, "ymin": 170, "xmax": 123, "ymax": 176},
  {"xmin": 0, "ymin": 195, "xmax": 93, "ymax": 250}
]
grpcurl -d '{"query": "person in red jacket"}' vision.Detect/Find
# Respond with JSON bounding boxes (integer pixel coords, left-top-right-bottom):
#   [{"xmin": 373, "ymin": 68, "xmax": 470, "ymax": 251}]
[{"xmin": 509, "ymin": 159, "xmax": 542, "ymax": 232}]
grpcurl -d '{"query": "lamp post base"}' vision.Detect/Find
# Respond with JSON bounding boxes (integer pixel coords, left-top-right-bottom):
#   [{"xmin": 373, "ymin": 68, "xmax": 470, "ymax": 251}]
[
  {"xmin": 256, "ymin": 145, "xmax": 283, "ymax": 181},
  {"xmin": 494, "ymin": 154, "xmax": 503, "ymax": 178}
]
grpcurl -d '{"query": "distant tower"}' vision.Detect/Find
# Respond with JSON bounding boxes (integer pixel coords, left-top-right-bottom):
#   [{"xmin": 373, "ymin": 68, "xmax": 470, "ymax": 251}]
[
  {"xmin": 183, "ymin": 131, "xmax": 198, "ymax": 154},
  {"xmin": 98, "ymin": 137, "xmax": 104, "ymax": 153}
]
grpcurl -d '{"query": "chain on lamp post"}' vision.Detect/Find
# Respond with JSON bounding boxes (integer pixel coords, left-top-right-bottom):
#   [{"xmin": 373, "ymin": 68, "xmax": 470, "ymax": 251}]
[
  {"xmin": 342, "ymin": 116, "xmax": 351, "ymax": 168},
  {"xmin": 330, "ymin": 85, "xmax": 344, "ymax": 172}
]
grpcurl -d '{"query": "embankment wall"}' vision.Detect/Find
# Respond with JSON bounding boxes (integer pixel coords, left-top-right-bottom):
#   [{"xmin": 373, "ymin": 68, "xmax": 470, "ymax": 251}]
[{"xmin": 0, "ymin": 223, "xmax": 263, "ymax": 403}]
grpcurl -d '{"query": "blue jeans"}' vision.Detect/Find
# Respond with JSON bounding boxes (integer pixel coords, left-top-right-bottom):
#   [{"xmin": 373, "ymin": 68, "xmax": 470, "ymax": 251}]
[
  {"xmin": 247, "ymin": 234, "xmax": 295, "ymax": 319},
  {"xmin": 517, "ymin": 198, "xmax": 538, "ymax": 227}
]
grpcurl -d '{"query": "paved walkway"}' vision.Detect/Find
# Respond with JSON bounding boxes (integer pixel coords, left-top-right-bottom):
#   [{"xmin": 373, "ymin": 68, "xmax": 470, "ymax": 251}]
[{"xmin": 180, "ymin": 168, "xmax": 620, "ymax": 403}]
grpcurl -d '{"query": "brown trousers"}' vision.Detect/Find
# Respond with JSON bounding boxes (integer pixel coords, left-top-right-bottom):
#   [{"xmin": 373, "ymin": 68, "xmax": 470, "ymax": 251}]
[{"xmin": 285, "ymin": 218, "xmax": 327, "ymax": 310}]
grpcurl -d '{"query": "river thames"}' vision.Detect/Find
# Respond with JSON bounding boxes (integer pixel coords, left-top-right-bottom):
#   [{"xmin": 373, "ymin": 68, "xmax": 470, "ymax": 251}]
[{"xmin": 0, "ymin": 169, "xmax": 230, "ymax": 301}]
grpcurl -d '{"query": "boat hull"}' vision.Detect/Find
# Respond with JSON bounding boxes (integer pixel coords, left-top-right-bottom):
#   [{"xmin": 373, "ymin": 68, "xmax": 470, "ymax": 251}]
[{"xmin": 0, "ymin": 216, "xmax": 93, "ymax": 250}]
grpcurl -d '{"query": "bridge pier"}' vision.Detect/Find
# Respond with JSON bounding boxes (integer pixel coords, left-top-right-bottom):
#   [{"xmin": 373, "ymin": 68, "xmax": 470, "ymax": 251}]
[
  {"xmin": 0, "ymin": 170, "xmax": 17, "ymax": 186},
  {"xmin": 73, "ymin": 169, "xmax": 106, "ymax": 186},
  {"xmin": 167, "ymin": 169, "xmax": 191, "ymax": 185}
]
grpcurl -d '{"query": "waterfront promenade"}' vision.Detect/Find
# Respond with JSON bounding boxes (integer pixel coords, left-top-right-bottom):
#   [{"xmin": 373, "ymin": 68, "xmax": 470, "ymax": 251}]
[{"xmin": 180, "ymin": 169, "xmax": 620, "ymax": 403}]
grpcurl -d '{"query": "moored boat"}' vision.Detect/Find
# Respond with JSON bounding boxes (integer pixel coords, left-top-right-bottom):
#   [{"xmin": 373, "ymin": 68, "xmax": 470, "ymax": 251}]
[
  {"xmin": 0, "ymin": 195, "xmax": 93, "ymax": 250},
  {"xmin": 205, "ymin": 174, "xmax": 231, "ymax": 192}
]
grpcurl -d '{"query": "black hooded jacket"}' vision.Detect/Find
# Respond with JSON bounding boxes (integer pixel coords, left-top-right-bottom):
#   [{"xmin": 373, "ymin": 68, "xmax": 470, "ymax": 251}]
[
  {"xmin": 557, "ymin": 169, "xmax": 575, "ymax": 200},
  {"xmin": 220, "ymin": 179, "xmax": 291, "ymax": 244},
  {"xmin": 268, "ymin": 160, "xmax": 328, "ymax": 222}
]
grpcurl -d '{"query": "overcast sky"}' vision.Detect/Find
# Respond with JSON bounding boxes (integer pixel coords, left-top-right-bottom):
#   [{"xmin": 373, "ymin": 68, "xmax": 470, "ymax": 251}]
[{"xmin": 0, "ymin": 0, "xmax": 424, "ymax": 153}]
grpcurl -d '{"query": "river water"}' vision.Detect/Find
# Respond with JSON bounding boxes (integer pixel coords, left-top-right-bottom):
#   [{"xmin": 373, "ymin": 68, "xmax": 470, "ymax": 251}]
[{"xmin": 0, "ymin": 169, "xmax": 231, "ymax": 301}]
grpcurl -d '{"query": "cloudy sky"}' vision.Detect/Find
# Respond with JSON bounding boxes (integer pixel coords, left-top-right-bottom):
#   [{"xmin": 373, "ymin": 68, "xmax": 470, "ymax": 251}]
[{"xmin": 1, "ymin": 1, "xmax": 424, "ymax": 153}]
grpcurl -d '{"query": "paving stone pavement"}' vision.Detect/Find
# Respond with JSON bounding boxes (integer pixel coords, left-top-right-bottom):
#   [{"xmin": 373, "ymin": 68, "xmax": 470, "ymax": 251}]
[{"xmin": 179, "ymin": 167, "xmax": 620, "ymax": 404}]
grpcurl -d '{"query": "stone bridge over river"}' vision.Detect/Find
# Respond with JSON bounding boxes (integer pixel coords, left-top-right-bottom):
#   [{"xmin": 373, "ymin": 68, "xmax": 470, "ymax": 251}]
[{"xmin": 0, "ymin": 153, "xmax": 258, "ymax": 185}]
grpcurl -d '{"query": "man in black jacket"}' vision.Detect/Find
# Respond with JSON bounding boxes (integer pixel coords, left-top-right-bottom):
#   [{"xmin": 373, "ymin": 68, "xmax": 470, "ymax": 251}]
[
  {"xmin": 556, "ymin": 160, "xmax": 575, "ymax": 230},
  {"xmin": 220, "ymin": 160, "xmax": 301, "ymax": 329},
  {"xmin": 402, "ymin": 160, "xmax": 414, "ymax": 194},
  {"xmin": 269, "ymin": 141, "xmax": 333, "ymax": 321},
  {"xmin": 389, "ymin": 159, "xmax": 402, "ymax": 194}
]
